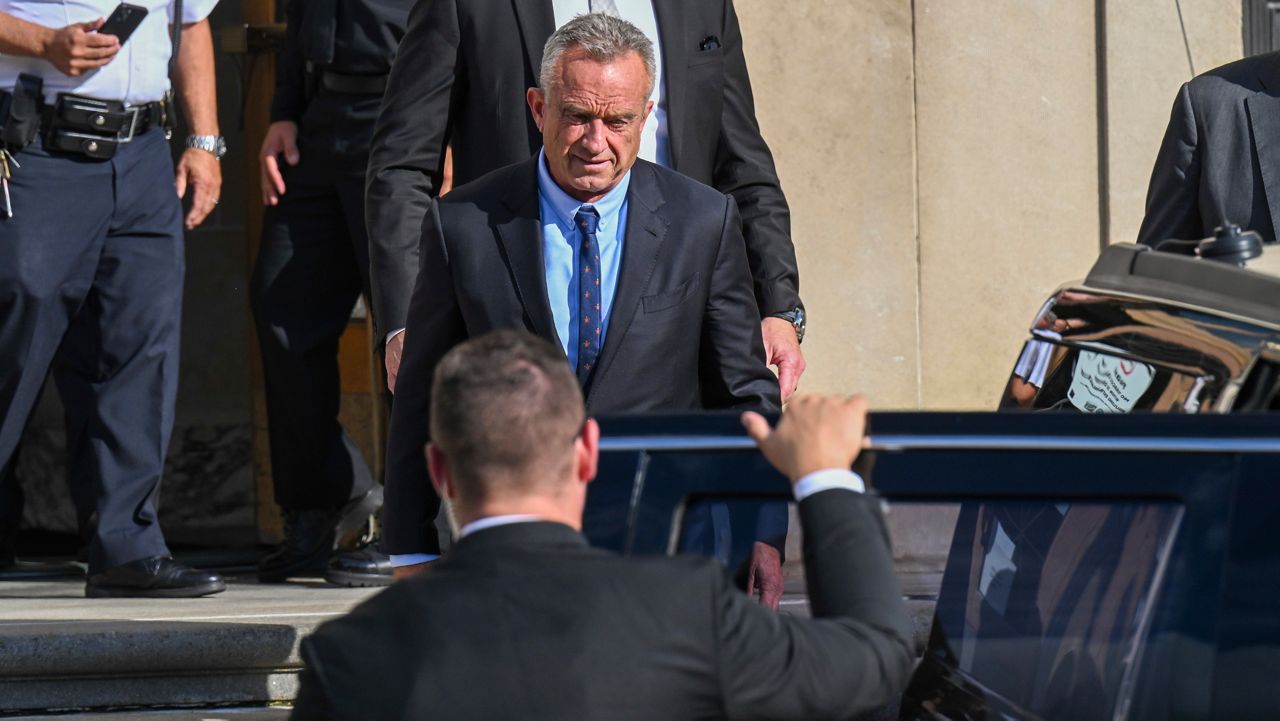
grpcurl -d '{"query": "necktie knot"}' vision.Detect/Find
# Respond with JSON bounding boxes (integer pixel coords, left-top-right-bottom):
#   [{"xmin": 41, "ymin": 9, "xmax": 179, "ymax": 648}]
[{"xmin": 575, "ymin": 206, "xmax": 601, "ymax": 236}]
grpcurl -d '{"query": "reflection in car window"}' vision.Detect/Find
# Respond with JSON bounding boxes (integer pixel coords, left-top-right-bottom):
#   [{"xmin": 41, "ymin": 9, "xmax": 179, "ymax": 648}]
[
  {"xmin": 1001, "ymin": 342, "xmax": 1210, "ymax": 413},
  {"xmin": 1066, "ymin": 351, "xmax": 1156, "ymax": 413},
  {"xmin": 928, "ymin": 502, "xmax": 1182, "ymax": 720}
]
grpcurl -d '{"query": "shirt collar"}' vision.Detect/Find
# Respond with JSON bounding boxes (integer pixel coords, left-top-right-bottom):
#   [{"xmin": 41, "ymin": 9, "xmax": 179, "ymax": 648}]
[
  {"xmin": 457, "ymin": 514, "xmax": 545, "ymax": 538},
  {"xmin": 536, "ymin": 149, "xmax": 632, "ymax": 233}
]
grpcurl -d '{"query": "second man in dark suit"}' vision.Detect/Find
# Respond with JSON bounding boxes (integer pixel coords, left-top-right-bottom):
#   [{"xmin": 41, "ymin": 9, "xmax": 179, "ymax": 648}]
[
  {"xmin": 382, "ymin": 14, "xmax": 780, "ymax": 582},
  {"xmin": 250, "ymin": 0, "xmax": 412, "ymax": 584}
]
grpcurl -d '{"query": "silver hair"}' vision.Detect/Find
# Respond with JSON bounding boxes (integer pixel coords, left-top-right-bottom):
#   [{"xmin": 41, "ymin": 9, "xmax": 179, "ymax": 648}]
[{"xmin": 539, "ymin": 13, "xmax": 656, "ymax": 97}]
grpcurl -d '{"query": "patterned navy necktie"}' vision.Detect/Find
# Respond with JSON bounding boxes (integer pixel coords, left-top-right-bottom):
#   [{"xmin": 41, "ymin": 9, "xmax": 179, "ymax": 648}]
[{"xmin": 575, "ymin": 206, "xmax": 602, "ymax": 384}]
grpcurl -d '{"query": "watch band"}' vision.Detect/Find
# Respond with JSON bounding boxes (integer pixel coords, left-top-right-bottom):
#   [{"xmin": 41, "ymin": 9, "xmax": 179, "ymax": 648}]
[
  {"xmin": 772, "ymin": 307, "xmax": 806, "ymax": 344},
  {"xmin": 185, "ymin": 134, "xmax": 226, "ymax": 160}
]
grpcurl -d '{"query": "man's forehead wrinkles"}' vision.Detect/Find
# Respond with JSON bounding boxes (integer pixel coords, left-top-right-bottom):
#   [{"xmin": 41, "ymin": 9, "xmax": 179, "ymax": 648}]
[{"xmin": 560, "ymin": 96, "xmax": 640, "ymax": 115}]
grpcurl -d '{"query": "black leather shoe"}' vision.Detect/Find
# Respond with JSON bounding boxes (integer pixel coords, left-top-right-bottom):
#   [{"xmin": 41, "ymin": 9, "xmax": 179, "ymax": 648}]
[
  {"xmin": 324, "ymin": 542, "xmax": 393, "ymax": 587},
  {"xmin": 86, "ymin": 556, "xmax": 226, "ymax": 598},
  {"xmin": 258, "ymin": 486, "xmax": 383, "ymax": 583}
]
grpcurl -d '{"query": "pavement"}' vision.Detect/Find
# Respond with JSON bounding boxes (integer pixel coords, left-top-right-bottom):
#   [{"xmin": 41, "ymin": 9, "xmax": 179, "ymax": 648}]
[
  {"xmin": 7, "ymin": 708, "xmax": 292, "ymax": 720},
  {"xmin": 0, "ymin": 574, "xmax": 378, "ymax": 625},
  {"xmin": 0, "ymin": 571, "xmax": 380, "ymax": 716}
]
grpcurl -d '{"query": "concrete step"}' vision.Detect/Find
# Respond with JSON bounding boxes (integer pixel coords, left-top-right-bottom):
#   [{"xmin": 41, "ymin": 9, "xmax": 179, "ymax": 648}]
[
  {"xmin": 0, "ymin": 576, "xmax": 379, "ymax": 715},
  {"xmin": 8, "ymin": 707, "xmax": 290, "ymax": 721}
]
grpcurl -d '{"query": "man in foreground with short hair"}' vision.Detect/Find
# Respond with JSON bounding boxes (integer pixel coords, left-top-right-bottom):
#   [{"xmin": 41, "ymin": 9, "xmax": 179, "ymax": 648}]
[
  {"xmin": 291, "ymin": 330, "xmax": 914, "ymax": 720},
  {"xmin": 382, "ymin": 14, "xmax": 785, "ymax": 593}
]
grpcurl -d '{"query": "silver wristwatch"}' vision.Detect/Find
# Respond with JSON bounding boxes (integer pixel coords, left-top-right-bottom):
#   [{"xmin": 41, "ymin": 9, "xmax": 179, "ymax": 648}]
[
  {"xmin": 185, "ymin": 134, "xmax": 227, "ymax": 160},
  {"xmin": 772, "ymin": 307, "xmax": 806, "ymax": 344}
]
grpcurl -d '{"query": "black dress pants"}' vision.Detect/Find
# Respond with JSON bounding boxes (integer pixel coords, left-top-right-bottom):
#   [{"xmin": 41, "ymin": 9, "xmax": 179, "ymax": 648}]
[
  {"xmin": 250, "ymin": 106, "xmax": 379, "ymax": 512},
  {"xmin": 0, "ymin": 129, "xmax": 182, "ymax": 573}
]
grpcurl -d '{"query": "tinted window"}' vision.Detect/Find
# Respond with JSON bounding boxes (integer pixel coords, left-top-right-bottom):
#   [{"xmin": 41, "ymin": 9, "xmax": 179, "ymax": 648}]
[{"xmin": 914, "ymin": 501, "xmax": 1182, "ymax": 720}]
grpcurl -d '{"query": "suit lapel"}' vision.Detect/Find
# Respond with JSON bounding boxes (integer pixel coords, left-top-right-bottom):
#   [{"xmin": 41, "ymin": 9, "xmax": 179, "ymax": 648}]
[
  {"xmin": 512, "ymin": 0, "xmax": 556, "ymax": 86},
  {"xmin": 651, "ymin": 0, "xmax": 687, "ymax": 169},
  {"xmin": 1248, "ymin": 55, "xmax": 1280, "ymax": 239},
  {"xmin": 588, "ymin": 162, "xmax": 668, "ymax": 402},
  {"xmin": 497, "ymin": 158, "xmax": 560, "ymax": 346}
]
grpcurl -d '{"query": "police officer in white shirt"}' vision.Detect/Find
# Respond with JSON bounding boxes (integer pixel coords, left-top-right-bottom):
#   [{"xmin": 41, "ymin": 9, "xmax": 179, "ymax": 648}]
[{"xmin": 0, "ymin": 0, "xmax": 226, "ymax": 597}]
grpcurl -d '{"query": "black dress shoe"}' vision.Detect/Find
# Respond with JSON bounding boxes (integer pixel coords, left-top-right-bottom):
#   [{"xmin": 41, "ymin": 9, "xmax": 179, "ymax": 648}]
[
  {"xmin": 86, "ymin": 556, "xmax": 226, "ymax": 598},
  {"xmin": 324, "ymin": 542, "xmax": 393, "ymax": 587},
  {"xmin": 258, "ymin": 509, "xmax": 336, "ymax": 583},
  {"xmin": 258, "ymin": 486, "xmax": 383, "ymax": 583}
]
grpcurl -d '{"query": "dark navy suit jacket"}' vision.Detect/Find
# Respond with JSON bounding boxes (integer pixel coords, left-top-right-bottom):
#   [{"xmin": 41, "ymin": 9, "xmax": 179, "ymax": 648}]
[{"xmin": 381, "ymin": 158, "xmax": 780, "ymax": 556}]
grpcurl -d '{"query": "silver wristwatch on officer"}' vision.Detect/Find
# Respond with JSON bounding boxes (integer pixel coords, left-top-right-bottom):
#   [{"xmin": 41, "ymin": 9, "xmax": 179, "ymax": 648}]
[
  {"xmin": 772, "ymin": 307, "xmax": 806, "ymax": 344},
  {"xmin": 185, "ymin": 134, "xmax": 227, "ymax": 160}
]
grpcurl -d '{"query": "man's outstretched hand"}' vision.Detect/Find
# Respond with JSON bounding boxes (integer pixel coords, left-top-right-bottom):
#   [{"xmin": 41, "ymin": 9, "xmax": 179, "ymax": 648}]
[
  {"xmin": 260, "ymin": 120, "xmax": 300, "ymax": 206},
  {"xmin": 761, "ymin": 317, "xmax": 804, "ymax": 402},
  {"xmin": 385, "ymin": 331, "xmax": 405, "ymax": 393},
  {"xmin": 745, "ymin": 541, "xmax": 783, "ymax": 610},
  {"xmin": 741, "ymin": 394, "xmax": 869, "ymax": 483}
]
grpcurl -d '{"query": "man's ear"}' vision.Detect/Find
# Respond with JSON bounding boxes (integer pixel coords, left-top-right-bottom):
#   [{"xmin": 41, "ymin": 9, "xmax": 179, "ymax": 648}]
[
  {"xmin": 576, "ymin": 418, "xmax": 600, "ymax": 485},
  {"xmin": 527, "ymin": 87, "xmax": 546, "ymax": 132},
  {"xmin": 426, "ymin": 443, "xmax": 454, "ymax": 500}
]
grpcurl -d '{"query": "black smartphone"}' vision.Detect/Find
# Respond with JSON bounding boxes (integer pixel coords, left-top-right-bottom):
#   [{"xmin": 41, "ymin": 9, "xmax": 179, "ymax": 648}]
[{"xmin": 98, "ymin": 3, "xmax": 148, "ymax": 44}]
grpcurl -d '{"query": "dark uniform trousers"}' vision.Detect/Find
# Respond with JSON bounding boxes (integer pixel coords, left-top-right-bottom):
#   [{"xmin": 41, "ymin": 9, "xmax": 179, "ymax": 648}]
[
  {"xmin": 250, "ymin": 89, "xmax": 380, "ymax": 511},
  {"xmin": 0, "ymin": 128, "xmax": 182, "ymax": 573}
]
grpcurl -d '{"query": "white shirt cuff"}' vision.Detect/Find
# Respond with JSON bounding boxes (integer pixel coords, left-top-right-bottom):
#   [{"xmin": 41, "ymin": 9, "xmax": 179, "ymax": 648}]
[
  {"xmin": 792, "ymin": 469, "xmax": 866, "ymax": 500},
  {"xmin": 389, "ymin": 553, "xmax": 439, "ymax": 568},
  {"xmin": 386, "ymin": 328, "xmax": 406, "ymax": 345}
]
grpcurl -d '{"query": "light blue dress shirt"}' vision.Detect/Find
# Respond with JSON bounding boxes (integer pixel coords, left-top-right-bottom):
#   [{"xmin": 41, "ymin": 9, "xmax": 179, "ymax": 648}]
[{"xmin": 537, "ymin": 150, "xmax": 630, "ymax": 368}]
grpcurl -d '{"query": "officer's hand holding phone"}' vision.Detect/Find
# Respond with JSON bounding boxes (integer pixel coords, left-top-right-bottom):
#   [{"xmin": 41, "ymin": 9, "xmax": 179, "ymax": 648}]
[
  {"xmin": 43, "ymin": 18, "xmax": 120, "ymax": 77},
  {"xmin": 43, "ymin": 3, "xmax": 145, "ymax": 78}
]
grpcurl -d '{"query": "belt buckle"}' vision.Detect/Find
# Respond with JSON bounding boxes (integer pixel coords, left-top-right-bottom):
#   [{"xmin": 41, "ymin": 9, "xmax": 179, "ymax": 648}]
[{"xmin": 116, "ymin": 105, "xmax": 141, "ymax": 143}]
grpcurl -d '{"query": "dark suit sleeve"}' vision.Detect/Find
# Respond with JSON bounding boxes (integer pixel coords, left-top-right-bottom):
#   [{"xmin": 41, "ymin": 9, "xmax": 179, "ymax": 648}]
[
  {"xmin": 699, "ymin": 196, "xmax": 781, "ymax": 413},
  {"xmin": 1136, "ymin": 82, "xmax": 1204, "ymax": 247},
  {"xmin": 289, "ymin": 664, "xmax": 340, "ymax": 721},
  {"xmin": 382, "ymin": 199, "xmax": 466, "ymax": 555},
  {"xmin": 270, "ymin": 0, "xmax": 308, "ymax": 123},
  {"xmin": 716, "ymin": 490, "xmax": 914, "ymax": 720},
  {"xmin": 713, "ymin": 1, "xmax": 800, "ymax": 317},
  {"xmin": 365, "ymin": 0, "xmax": 462, "ymax": 339}
]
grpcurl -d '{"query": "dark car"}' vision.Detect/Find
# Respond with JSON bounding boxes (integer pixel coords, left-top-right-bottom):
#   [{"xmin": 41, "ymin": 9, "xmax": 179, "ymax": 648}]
[{"xmin": 588, "ymin": 243, "xmax": 1280, "ymax": 721}]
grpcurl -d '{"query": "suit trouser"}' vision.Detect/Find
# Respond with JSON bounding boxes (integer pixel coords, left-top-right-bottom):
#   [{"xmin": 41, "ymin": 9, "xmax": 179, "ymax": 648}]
[
  {"xmin": 0, "ymin": 129, "xmax": 182, "ymax": 573},
  {"xmin": 250, "ymin": 143, "xmax": 376, "ymax": 511}
]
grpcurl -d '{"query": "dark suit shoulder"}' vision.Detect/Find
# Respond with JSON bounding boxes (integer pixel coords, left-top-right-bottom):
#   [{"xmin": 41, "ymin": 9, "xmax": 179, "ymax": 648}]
[
  {"xmin": 638, "ymin": 159, "xmax": 731, "ymax": 207},
  {"xmin": 1187, "ymin": 51, "xmax": 1279, "ymax": 99},
  {"xmin": 436, "ymin": 158, "xmax": 535, "ymax": 212},
  {"xmin": 297, "ymin": 582, "xmax": 429, "ymax": 718},
  {"xmin": 304, "ymin": 580, "xmax": 425, "ymax": 657}
]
